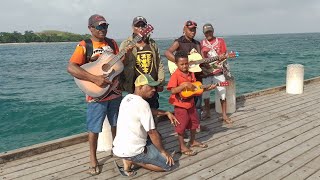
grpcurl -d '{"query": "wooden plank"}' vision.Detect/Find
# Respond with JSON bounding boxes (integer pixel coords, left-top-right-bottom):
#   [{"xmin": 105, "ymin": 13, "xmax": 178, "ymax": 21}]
[
  {"xmin": 0, "ymin": 133, "xmax": 88, "ymax": 164},
  {"xmin": 129, "ymin": 86, "xmax": 320, "ymax": 179},
  {"xmin": 283, "ymin": 155, "xmax": 320, "ymax": 180},
  {"xmin": 1, "ymin": 143, "xmax": 87, "ymax": 170},
  {"xmin": 158, "ymin": 107, "xmax": 320, "ymax": 180},
  {"xmin": 306, "ymin": 169, "xmax": 320, "ymax": 180},
  {"xmin": 127, "ymin": 99, "xmax": 320, "ymax": 179},
  {"xmin": 79, "ymin": 93, "xmax": 320, "ymax": 180},
  {"xmin": 0, "ymin": 78, "xmax": 318, "ymax": 180},
  {"xmin": 0, "ymin": 145, "xmax": 89, "ymax": 177},
  {"xmin": 1, "ymin": 90, "xmax": 318, "ymax": 180},
  {"xmin": 184, "ymin": 117, "xmax": 320, "ymax": 180},
  {"xmin": 258, "ymin": 145, "xmax": 320, "ymax": 179},
  {"xmin": 213, "ymin": 121, "xmax": 320, "ymax": 180}
]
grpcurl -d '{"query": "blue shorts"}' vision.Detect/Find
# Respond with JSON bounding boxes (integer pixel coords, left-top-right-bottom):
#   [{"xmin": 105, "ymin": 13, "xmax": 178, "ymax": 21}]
[
  {"xmin": 124, "ymin": 141, "xmax": 172, "ymax": 171},
  {"xmin": 86, "ymin": 96, "xmax": 121, "ymax": 133}
]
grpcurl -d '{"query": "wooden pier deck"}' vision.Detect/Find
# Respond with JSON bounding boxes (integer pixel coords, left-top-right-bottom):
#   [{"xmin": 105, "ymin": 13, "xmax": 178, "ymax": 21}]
[{"xmin": 1, "ymin": 77, "xmax": 320, "ymax": 180}]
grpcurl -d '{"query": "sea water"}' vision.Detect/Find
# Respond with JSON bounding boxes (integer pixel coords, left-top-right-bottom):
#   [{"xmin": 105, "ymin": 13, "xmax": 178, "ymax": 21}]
[{"xmin": 1, "ymin": 33, "xmax": 319, "ymax": 153}]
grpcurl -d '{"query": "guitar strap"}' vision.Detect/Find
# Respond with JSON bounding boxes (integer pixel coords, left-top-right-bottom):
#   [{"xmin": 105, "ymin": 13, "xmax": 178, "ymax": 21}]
[
  {"xmin": 204, "ymin": 38, "xmax": 219, "ymax": 50},
  {"xmin": 84, "ymin": 37, "xmax": 116, "ymax": 63},
  {"xmin": 203, "ymin": 38, "xmax": 219, "ymax": 58}
]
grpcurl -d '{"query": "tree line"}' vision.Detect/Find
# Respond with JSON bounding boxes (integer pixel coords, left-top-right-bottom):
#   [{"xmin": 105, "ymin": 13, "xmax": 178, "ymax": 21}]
[{"xmin": 0, "ymin": 30, "xmax": 91, "ymax": 43}]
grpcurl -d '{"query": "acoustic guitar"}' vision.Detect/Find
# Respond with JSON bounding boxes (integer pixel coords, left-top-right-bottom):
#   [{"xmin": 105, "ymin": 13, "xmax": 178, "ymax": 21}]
[
  {"xmin": 180, "ymin": 81, "xmax": 229, "ymax": 99},
  {"xmin": 74, "ymin": 25, "xmax": 154, "ymax": 100},
  {"xmin": 168, "ymin": 51, "xmax": 239, "ymax": 75}
]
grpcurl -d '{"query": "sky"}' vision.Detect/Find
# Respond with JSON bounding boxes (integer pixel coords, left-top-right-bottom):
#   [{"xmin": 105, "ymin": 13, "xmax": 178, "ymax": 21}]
[{"xmin": 1, "ymin": 0, "xmax": 320, "ymax": 39}]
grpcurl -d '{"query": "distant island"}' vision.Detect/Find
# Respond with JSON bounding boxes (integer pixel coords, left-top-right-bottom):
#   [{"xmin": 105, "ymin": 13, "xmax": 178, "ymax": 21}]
[{"xmin": 0, "ymin": 30, "xmax": 91, "ymax": 43}]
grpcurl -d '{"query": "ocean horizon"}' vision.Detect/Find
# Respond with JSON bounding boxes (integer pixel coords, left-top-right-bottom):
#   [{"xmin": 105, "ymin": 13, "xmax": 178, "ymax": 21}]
[{"xmin": 1, "ymin": 32, "xmax": 320, "ymax": 153}]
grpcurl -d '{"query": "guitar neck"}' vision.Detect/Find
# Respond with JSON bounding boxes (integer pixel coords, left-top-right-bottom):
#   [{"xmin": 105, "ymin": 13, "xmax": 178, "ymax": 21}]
[
  {"xmin": 200, "ymin": 82, "xmax": 221, "ymax": 89},
  {"xmin": 190, "ymin": 55, "xmax": 228, "ymax": 65},
  {"xmin": 105, "ymin": 35, "xmax": 143, "ymax": 67}
]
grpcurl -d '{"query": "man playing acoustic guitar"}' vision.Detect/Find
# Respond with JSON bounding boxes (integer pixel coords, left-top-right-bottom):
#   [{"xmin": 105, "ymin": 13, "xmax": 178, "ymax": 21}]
[
  {"xmin": 167, "ymin": 51, "xmax": 216, "ymax": 156},
  {"xmin": 200, "ymin": 23, "xmax": 232, "ymax": 123},
  {"xmin": 67, "ymin": 14, "xmax": 121, "ymax": 175}
]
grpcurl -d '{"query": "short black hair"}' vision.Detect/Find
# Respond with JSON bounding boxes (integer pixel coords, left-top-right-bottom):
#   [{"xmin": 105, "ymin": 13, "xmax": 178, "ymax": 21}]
[{"xmin": 174, "ymin": 51, "xmax": 188, "ymax": 62}]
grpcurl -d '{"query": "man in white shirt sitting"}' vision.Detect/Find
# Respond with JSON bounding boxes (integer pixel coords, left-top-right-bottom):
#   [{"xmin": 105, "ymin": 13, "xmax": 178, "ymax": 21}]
[{"xmin": 113, "ymin": 74, "xmax": 179, "ymax": 176}]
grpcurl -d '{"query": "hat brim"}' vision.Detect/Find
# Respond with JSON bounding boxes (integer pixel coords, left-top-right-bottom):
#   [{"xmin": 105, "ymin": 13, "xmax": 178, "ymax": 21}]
[
  {"xmin": 147, "ymin": 81, "xmax": 160, "ymax": 87},
  {"xmin": 133, "ymin": 20, "xmax": 147, "ymax": 25},
  {"xmin": 92, "ymin": 21, "xmax": 108, "ymax": 27},
  {"xmin": 203, "ymin": 29, "xmax": 213, "ymax": 33},
  {"xmin": 186, "ymin": 25, "xmax": 197, "ymax": 29}
]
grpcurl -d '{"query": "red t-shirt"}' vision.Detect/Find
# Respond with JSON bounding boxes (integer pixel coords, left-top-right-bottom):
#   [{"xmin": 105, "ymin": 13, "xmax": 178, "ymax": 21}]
[
  {"xmin": 167, "ymin": 69, "xmax": 196, "ymax": 109},
  {"xmin": 69, "ymin": 38, "xmax": 121, "ymax": 102}
]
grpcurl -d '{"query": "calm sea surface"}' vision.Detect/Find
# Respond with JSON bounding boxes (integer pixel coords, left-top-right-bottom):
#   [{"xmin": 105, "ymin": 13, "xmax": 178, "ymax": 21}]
[{"xmin": 1, "ymin": 33, "xmax": 319, "ymax": 153}]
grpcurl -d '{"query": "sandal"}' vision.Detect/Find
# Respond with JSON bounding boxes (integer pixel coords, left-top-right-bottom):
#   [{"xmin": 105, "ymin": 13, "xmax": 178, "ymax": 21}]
[
  {"xmin": 87, "ymin": 165, "xmax": 100, "ymax": 176},
  {"xmin": 113, "ymin": 160, "xmax": 137, "ymax": 177},
  {"xmin": 181, "ymin": 150, "xmax": 197, "ymax": 156}
]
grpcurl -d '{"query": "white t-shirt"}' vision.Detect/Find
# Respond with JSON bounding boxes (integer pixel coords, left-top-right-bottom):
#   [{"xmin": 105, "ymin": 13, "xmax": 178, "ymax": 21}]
[{"xmin": 112, "ymin": 94, "xmax": 155, "ymax": 157}]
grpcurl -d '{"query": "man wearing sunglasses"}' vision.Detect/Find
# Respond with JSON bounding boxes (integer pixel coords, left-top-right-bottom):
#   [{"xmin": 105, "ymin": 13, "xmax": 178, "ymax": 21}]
[
  {"xmin": 119, "ymin": 16, "xmax": 165, "ymax": 113},
  {"xmin": 165, "ymin": 20, "xmax": 208, "ymax": 131},
  {"xmin": 67, "ymin": 14, "xmax": 121, "ymax": 176}
]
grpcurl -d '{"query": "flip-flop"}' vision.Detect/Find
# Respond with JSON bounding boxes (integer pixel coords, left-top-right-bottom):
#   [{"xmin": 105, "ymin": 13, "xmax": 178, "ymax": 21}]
[
  {"xmin": 223, "ymin": 118, "xmax": 233, "ymax": 124},
  {"xmin": 87, "ymin": 165, "xmax": 100, "ymax": 176},
  {"xmin": 190, "ymin": 143, "xmax": 208, "ymax": 148},
  {"xmin": 113, "ymin": 160, "xmax": 137, "ymax": 177},
  {"xmin": 180, "ymin": 150, "xmax": 197, "ymax": 156}
]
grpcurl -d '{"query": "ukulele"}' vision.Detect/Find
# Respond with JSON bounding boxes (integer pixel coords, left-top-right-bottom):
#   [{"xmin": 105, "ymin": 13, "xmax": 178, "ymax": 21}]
[{"xmin": 180, "ymin": 81, "xmax": 229, "ymax": 99}]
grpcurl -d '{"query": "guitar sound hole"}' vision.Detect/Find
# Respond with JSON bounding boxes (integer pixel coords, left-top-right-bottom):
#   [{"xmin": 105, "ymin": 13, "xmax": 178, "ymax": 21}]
[{"xmin": 102, "ymin": 64, "xmax": 110, "ymax": 72}]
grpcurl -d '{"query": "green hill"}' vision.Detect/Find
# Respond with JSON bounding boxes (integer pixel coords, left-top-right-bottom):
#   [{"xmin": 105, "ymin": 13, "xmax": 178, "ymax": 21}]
[{"xmin": 0, "ymin": 30, "xmax": 90, "ymax": 43}]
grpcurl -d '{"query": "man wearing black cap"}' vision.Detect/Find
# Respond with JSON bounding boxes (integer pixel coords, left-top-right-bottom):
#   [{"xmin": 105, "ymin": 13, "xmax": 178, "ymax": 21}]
[
  {"xmin": 200, "ymin": 23, "xmax": 232, "ymax": 123},
  {"xmin": 67, "ymin": 14, "xmax": 121, "ymax": 175},
  {"xmin": 119, "ymin": 16, "xmax": 164, "ymax": 111}
]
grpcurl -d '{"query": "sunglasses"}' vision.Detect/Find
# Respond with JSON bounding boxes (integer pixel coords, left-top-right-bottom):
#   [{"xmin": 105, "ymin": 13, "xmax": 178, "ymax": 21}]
[
  {"xmin": 134, "ymin": 22, "xmax": 147, "ymax": 28},
  {"xmin": 185, "ymin": 21, "xmax": 197, "ymax": 27},
  {"xmin": 92, "ymin": 24, "xmax": 109, "ymax": 31}
]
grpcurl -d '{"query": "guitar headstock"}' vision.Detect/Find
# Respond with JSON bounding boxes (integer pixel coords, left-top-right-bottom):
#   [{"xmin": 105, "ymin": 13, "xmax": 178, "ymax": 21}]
[
  {"xmin": 218, "ymin": 81, "xmax": 229, "ymax": 86},
  {"xmin": 138, "ymin": 24, "xmax": 154, "ymax": 37},
  {"xmin": 227, "ymin": 51, "xmax": 239, "ymax": 58}
]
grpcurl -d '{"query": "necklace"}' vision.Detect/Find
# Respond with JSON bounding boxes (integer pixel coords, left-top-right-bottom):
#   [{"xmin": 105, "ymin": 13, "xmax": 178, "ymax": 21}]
[{"xmin": 205, "ymin": 38, "xmax": 219, "ymax": 50}]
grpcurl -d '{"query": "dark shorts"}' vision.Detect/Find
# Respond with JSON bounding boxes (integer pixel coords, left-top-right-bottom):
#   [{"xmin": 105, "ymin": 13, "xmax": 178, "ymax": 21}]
[
  {"xmin": 86, "ymin": 96, "xmax": 121, "ymax": 133},
  {"xmin": 124, "ymin": 141, "xmax": 172, "ymax": 171},
  {"xmin": 146, "ymin": 92, "xmax": 159, "ymax": 109},
  {"xmin": 174, "ymin": 106, "xmax": 200, "ymax": 134}
]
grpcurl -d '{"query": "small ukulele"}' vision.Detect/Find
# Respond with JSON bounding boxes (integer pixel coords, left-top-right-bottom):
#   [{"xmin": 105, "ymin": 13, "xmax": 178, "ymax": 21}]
[{"xmin": 180, "ymin": 81, "xmax": 229, "ymax": 99}]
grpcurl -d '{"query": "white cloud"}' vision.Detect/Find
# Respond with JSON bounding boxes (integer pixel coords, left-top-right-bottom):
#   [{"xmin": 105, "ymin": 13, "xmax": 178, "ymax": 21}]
[{"xmin": 1, "ymin": 0, "xmax": 319, "ymax": 39}]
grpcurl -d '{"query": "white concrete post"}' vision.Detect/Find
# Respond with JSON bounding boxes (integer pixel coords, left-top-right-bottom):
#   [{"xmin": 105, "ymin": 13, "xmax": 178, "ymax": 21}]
[
  {"xmin": 97, "ymin": 117, "xmax": 113, "ymax": 152},
  {"xmin": 286, "ymin": 64, "xmax": 304, "ymax": 94},
  {"xmin": 215, "ymin": 78, "xmax": 236, "ymax": 113}
]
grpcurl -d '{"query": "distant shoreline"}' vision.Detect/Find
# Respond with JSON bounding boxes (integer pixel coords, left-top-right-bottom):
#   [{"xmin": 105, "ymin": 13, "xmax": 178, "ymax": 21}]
[{"xmin": 0, "ymin": 42, "xmax": 77, "ymax": 46}]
